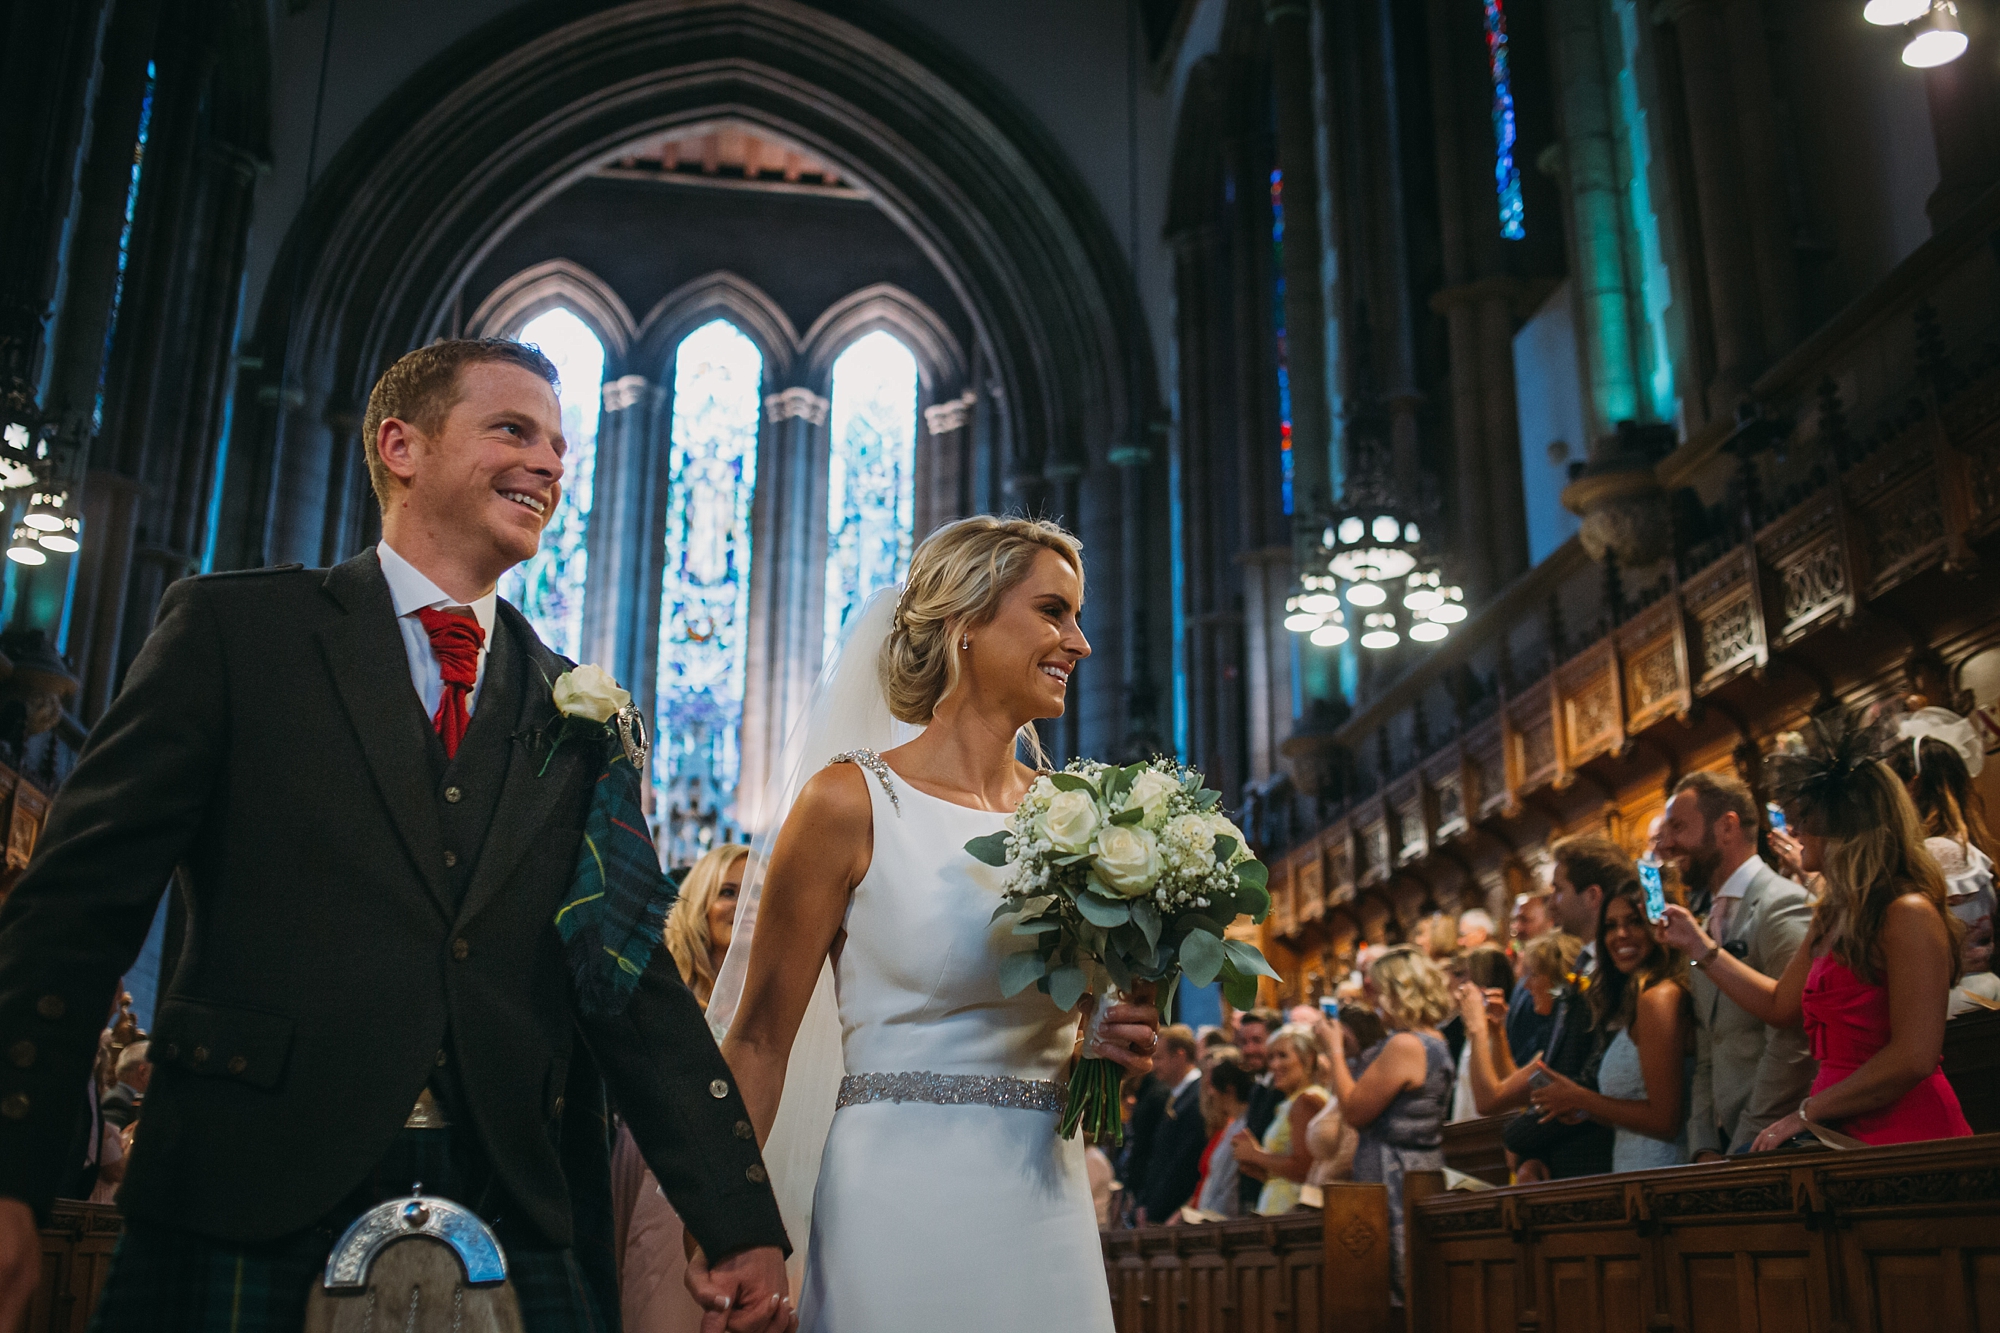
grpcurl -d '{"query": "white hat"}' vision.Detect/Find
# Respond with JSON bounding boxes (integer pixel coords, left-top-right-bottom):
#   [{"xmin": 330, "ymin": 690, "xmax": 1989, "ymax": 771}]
[{"xmin": 1899, "ymin": 706, "xmax": 1985, "ymax": 777}]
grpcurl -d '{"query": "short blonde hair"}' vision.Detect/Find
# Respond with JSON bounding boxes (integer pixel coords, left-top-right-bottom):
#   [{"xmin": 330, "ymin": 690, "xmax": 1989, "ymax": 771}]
[
  {"xmin": 1267, "ymin": 1023, "xmax": 1327, "ymax": 1073},
  {"xmin": 1520, "ymin": 930, "xmax": 1584, "ymax": 987},
  {"xmin": 662, "ymin": 843, "xmax": 750, "ymax": 1008},
  {"xmin": 880, "ymin": 515, "xmax": 1084, "ymax": 727},
  {"xmin": 1367, "ymin": 944, "xmax": 1455, "ymax": 1031}
]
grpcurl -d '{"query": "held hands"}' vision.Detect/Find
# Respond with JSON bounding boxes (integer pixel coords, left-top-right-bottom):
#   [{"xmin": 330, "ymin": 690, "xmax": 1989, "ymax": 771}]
[
  {"xmin": 1455, "ymin": 982, "xmax": 1504, "ymax": 1037},
  {"xmin": 687, "ymin": 1245, "xmax": 796, "ymax": 1333},
  {"xmin": 0, "ymin": 1198, "xmax": 37, "ymax": 1333},
  {"xmin": 1655, "ymin": 904, "xmax": 1712, "ymax": 960},
  {"xmin": 1525, "ymin": 1058, "xmax": 1590, "ymax": 1124}
]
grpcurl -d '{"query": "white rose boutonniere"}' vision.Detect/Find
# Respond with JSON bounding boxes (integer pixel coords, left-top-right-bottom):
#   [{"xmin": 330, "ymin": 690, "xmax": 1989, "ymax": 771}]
[
  {"xmin": 538, "ymin": 664, "xmax": 640, "ymax": 776},
  {"xmin": 554, "ymin": 664, "xmax": 631, "ymax": 722}
]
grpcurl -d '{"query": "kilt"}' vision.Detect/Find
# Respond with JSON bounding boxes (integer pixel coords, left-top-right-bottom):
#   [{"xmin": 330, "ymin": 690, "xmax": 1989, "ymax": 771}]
[{"xmin": 88, "ymin": 1129, "xmax": 615, "ymax": 1333}]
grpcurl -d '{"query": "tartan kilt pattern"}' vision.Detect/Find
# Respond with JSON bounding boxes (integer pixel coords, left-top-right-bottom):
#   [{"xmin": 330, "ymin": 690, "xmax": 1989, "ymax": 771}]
[{"xmin": 88, "ymin": 1129, "xmax": 615, "ymax": 1333}]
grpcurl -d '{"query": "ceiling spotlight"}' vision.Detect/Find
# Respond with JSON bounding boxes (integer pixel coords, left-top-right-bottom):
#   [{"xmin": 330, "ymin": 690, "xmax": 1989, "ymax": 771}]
[
  {"xmin": 1284, "ymin": 610, "xmax": 1322, "ymax": 633},
  {"xmin": 1410, "ymin": 621, "xmax": 1449, "ymax": 642},
  {"xmin": 1310, "ymin": 622, "xmax": 1349, "ymax": 647},
  {"xmin": 1863, "ymin": 0, "xmax": 1930, "ymax": 22},
  {"xmin": 1300, "ymin": 590, "xmax": 1341, "ymax": 615},
  {"xmin": 36, "ymin": 514, "xmax": 81, "ymax": 554},
  {"xmin": 1360, "ymin": 612, "xmax": 1399, "ymax": 650},
  {"xmin": 23, "ymin": 489, "xmax": 68, "ymax": 533},
  {"xmin": 1429, "ymin": 600, "xmax": 1467, "ymax": 624},
  {"xmin": 1346, "ymin": 580, "xmax": 1387, "ymax": 608},
  {"xmin": 1904, "ymin": 4, "xmax": 1968, "ymax": 66},
  {"xmin": 7, "ymin": 526, "xmax": 46, "ymax": 566}
]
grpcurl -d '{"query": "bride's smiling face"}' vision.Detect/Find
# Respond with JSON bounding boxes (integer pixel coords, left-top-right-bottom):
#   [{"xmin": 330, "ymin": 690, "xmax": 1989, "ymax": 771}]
[{"xmin": 963, "ymin": 548, "xmax": 1090, "ymax": 723}]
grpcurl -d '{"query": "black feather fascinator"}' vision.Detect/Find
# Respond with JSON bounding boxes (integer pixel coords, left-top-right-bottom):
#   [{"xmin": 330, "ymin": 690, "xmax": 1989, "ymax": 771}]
[{"xmin": 1765, "ymin": 707, "xmax": 1900, "ymax": 839}]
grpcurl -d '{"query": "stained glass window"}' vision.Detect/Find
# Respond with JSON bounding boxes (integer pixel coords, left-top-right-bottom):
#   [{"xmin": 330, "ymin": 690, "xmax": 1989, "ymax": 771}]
[
  {"xmin": 498, "ymin": 307, "xmax": 603, "ymax": 661},
  {"xmin": 655, "ymin": 319, "xmax": 763, "ymax": 847},
  {"xmin": 824, "ymin": 330, "xmax": 917, "ymax": 662},
  {"xmin": 1270, "ymin": 168, "xmax": 1294, "ymax": 515},
  {"xmin": 1484, "ymin": 0, "xmax": 1527, "ymax": 241}
]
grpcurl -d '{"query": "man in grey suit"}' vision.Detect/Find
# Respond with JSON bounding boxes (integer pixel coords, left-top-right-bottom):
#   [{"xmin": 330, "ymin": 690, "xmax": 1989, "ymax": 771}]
[{"xmin": 1658, "ymin": 771, "xmax": 1816, "ymax": 1160}]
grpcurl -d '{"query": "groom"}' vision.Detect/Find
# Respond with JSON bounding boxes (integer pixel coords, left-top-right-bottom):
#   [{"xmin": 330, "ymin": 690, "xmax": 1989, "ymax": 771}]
[{"xmin": 0, "ymin": 339, "xmax": 791, "ymax": 1332}]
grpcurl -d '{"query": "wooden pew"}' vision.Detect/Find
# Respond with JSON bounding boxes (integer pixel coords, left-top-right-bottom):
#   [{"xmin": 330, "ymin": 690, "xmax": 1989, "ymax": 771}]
[
  {"xmin": 1442, "ymin": 1115, "xmax": 1512, "ymax": 1187},
  {"xmin": 1942, "ymin": 1006, "xmax": 2000, "ymax": 1133},
  {"xmin": 1100, "ymin": 1182, "xmax": 1394, "ymax": 1333},
  {"xmin": 19, "ymin": 1200, "xmax": 121, "ymax": 1333},
  {"xmin": 1404, "ymin": 1134, "xmax": 2000, "ymax": 1333}
]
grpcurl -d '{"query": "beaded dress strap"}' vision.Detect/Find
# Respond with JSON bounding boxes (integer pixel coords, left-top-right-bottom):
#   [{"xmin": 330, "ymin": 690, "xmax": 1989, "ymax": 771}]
[{"xmin": 829, "ymin": 749, "xmax": 901, "ymax": 816}]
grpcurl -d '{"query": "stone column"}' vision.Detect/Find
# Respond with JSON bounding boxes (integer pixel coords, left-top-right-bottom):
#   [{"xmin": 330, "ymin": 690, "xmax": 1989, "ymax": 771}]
[
  {"xmin": 1923, "ymin": 0, "xmax": 2000, "ymax": 229},
  {"xmin": 1265, "ymin": 0, "xmax": 1334, "ymax": 520},
  {"xmin": 921, "ymin": 390, "xmax": 976, "ymax": 536},
  {"xmin": 581, "ymin": 375, "xmax": 667, "ymax": 728},
  {"xmin": 737, "ymin": 386, "xmax": 828, "ymax": 831},
  {"xmin": 1656, "ymin": 0, "xmax": 1768, "ymax": 412}
]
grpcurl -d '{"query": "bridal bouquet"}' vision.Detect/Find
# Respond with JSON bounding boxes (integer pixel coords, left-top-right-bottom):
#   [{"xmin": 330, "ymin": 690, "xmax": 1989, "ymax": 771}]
[{"xmin": 966, "ymin": 759, "xmax": 1277, "ymax": 1142}]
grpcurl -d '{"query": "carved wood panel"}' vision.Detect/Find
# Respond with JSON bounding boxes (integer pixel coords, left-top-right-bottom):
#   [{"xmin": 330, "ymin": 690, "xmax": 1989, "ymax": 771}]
[
  {"xmin": 1355, "ymin": 799, "xmax": 1392, "ymax": 889},
  {"xmin": 1557, "ymin": 640, "xmax": 1623, "ymax": 770},
  {"xmin": 1615, "ymin": 598, "xmax": 1689, "ymax": 735},
  {"xmin": 1683, "ymin": 548, "xmax": 1767, "ymax": 694},
  {"xmin": 1507, "ymin": 680, "xmax": 1560, "ymax": 794},
  {"xmin": 1849, "ymin": 448, "xmax": 1946, "ymax": 598},
  {"xmin": 1295, "ymin": 850, "xmax": 1325, "ymax": 926},
  {"xmin": 1462, "ymin": 716, "xmax": 1510, "ymax": 821},
  {"xmin": 1759, "ymin": 488, "xmax": 1856, "ymax": 646},
  {"xmin": 1427, "ymin": 749, "xmax": 1468, "ymax": 843},
  {"xmin": 1325, "ymin": 825, "xmax": 1355, "ymax": 906},
  {"xmin": 1389, "ymin": 776, "xmax": 1430, "ymax": 866},
  {"xmin": 1103, "ymin": 1211, "xmax": 1341, "ymax": 1333},
  {"xmin": 1271, "ymin": 857, "xmax": 1296, "ymax": 938}
]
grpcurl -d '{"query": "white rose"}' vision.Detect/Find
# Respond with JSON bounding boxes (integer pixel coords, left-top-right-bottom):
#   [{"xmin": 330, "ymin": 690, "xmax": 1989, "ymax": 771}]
[
  {"xmin": 1041, "ymin": 789, "xmax": 1101, "ymax": 853},
  {"xmin": 1205, "ymin": 813, "xmax": 1250, "ymax": 864},
  {"xmin": 1091, "ymin": 825, "xmax": 1164, "ymax": 897},
  {"xmin": 553, "ymin": 664, "xmax": 631, "ymax": 723},
  {"xmin": 1123, "ymin": 769, "xmax": 1180, "ymax": 828}
]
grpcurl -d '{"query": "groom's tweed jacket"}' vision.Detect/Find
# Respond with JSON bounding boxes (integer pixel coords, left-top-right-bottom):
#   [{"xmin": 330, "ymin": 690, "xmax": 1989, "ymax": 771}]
[{"xmin": 0, "ymin": 551, "xmax": 787, "ymax": 1259}]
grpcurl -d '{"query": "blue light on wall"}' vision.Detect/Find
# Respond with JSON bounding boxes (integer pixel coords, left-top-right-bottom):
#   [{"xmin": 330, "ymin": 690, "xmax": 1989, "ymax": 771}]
[{"xmin": 1270, "ymin": 168, "xmax": 1294, "ymax": 515}]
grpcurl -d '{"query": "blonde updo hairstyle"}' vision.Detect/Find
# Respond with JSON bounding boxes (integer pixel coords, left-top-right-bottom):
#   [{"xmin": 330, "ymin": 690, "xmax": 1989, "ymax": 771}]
[
  {"xmin": 1366, "ymin": 944, "xmax": 1456, "ymax": 1032},
  {"xmin": 880, "ymin": 516, "xmax": 1085, "ymax": 751}
]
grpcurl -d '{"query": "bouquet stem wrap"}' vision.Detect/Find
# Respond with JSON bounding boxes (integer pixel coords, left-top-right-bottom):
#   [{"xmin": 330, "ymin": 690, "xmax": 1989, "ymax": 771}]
[{"xmin": 1061, "ymin": 980, "xmax": 1160, "ymax": 1144}]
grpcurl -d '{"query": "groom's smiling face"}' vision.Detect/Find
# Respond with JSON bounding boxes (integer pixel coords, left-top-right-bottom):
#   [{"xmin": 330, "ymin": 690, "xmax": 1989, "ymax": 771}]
[{"xmin": 379, "ymin": 360, "xmax": 566, "ymax": 576}]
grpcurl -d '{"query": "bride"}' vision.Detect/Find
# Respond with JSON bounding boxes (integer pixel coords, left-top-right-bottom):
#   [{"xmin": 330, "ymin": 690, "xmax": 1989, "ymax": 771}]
[{"xmin": 700, "ymin": 515, "xmax": 1161, "ymax": 1332}]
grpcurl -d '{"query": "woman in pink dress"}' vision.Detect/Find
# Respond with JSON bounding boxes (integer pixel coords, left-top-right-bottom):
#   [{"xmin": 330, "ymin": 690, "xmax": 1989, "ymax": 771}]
[{"xmin": 1660, "ymin": 712, "xmax": 1971, "ymax": 1149}]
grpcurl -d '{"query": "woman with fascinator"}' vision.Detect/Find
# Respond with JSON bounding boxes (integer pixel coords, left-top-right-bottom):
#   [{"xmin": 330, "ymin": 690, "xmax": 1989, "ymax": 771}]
[
  {"xmin": 699, "ymin": 517, "xmax": 1160, "ymax": 1332},
  {"xmin": 1659, "ymin": 711, "xmax": 1971, "ymax": 1150}
]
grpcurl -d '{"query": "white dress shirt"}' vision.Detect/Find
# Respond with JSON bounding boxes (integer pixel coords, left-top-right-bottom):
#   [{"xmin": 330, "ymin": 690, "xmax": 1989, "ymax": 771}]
[
  {"xmin": 1708, "ymin": 855, "xmax": 1762, "ymax": 941},
  {"xmin": 378, "ymin": 541, "xmax": 498, "ymax": 719}
]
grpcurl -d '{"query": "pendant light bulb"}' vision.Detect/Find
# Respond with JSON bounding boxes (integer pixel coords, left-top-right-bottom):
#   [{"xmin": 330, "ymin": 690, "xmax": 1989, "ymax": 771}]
[
  {"xmin": 1863, "ymin": 0, "xmax": 1930, "ymax": 23},
  {"xmin": 1904, "ymin": 3, "xmax": 1968, "ymax": 66}
]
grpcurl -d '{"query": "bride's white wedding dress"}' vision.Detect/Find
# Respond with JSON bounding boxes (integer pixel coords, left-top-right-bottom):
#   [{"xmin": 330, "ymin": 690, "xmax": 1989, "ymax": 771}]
[{"xmin": 797, "ymin": 749, "xmax": 1114, "ymax": 1333}]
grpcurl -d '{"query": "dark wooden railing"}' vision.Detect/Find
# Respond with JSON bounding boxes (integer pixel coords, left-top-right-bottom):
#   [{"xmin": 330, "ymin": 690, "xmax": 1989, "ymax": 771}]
[
  {"xmin": 1406, "ymin": 1135, "xmax": 2000, "ymax": 1333},
  {"xmin": 18, "ymin": 1200, "xmax": 120, "ymax": 1333},
  {"xmin": 1101, "ymin": 1182, "xmax": 1395, "ymax": 1333}
]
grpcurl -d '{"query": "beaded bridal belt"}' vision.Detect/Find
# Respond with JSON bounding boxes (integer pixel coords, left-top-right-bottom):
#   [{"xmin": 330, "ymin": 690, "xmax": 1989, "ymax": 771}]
[{"xmin": 836, "ymin": 1071, "xmax": 1066, "ymax": 1114}]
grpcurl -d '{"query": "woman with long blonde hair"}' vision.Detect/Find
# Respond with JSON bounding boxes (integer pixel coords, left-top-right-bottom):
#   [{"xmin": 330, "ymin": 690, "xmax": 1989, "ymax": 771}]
[
  {"xmin": 617, "ymin": 842, "xmax": 752, "ymax": 1333},
  {"xmin": 707, "ymin": 516, "xmax": 1161, "ymax": 1332},
  {"xmin": 1660, "ymin": 711, "xmax": 1971, "ymax": 1149}
]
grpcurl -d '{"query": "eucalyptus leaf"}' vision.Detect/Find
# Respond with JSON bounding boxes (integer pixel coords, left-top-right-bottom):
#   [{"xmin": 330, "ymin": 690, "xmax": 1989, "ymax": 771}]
[
  {"xmin": 1108, "ymin": 806, "xmax": 1146, "ymax": 827},
  {"xmin": 1213, "ymin": 836, "xmax": 1239, "ymax": 865},
  {"xmin": 1180, "ymin": 926, "xmax": 1225, "ymax": 988},
  {"xmin": 1234, "ymin": 859, "xmax": 1269, "ymax": 893},
  {"xmin": 1075, "ymin": 893, "xmax": 1132, "ymax": 928},
  {"xmin": 999, "ymin": 949, "xmax": 1048, "ymax": 997},
  {"xmin": 1052, "ymin": 851, "xmax": 1097, "ymax": 867},
  {"xmin": 1012, "ymin": 918, "xmax": 1063, "ymax": 934},
  {"xmin": 1104, "ymin": 764, "xmax": 1138, "ymax": 803},
  {"xmin": 1222, "ymin": 937, "xmax": 1283, "ymax": 980},
  {"xmin": 1049, "ymin": 772, "xmax": 1098, "ymax": 796},
  {"xmin": 964, "ymin": 831, "xmax": 1013, "ymax": 866},
  {"xmin": 1193, "ymin": 789, "xmax": 1222, "ymax": 811},
  {"xmin": 1047, "ymin": 964, "xmax": 1089, "ymax": 1012},
  {"xmin": 1157, "ymin": 971, "xmax": 1182, "ymax": 1024},
  {"xmin": 991, "ymin": 900, "xmax": 1019, "ymax": 924},
  {"xmin": 1236, "ymin": 881, "xmax": 1271, "ymax": 924},
  {"xmin": 1102, "ymin": 947, "xmax": 1134, "ymax": 991},
  {"xmin": 1221, "ymin": 963, "xmax": 1260, "ymax": 1010},
  {"xmin": 1131, "ymin": 898, "xmax": 1163, "ymax": 951}
]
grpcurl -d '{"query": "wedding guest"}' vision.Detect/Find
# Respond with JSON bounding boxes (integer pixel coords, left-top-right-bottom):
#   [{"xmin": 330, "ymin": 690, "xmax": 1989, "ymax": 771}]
[
  {"xmin": 1448, "ymin": 947, "xmax": 1513, "ymax": 1123},
  {"xmin": 1511, "ymin": 891, "xmax": 1554, "ymax": 948},
  {"xmin": 1419, "ymin": 912, "xmax": 1461, "ymax": 962},
  {"xmin": 1658, "ymin": 771, "xmax": 1814, "ymax": 1160},
  {"xmin": 1524, "ymin": 883, "xmax": 1691, "ymax": 1170},
  {"xmin": 1232, "ymin": 1008, "xmax": 1283, "ymax": 1211},
  {"xmin": 1499, "ymin": 838, "xmax": 1625, "ymax": 1180},
  {"xmin": 662, "ymin": 843, "xmax": 749, "ymax": 1008},
  {"xmin": 1302, "ymin": 1011, "xmax": 1376, "ymax": 1188},
  {"xmin": 99, "ymin": 1040, "xmax": 150, "ymax": 1132},
  {"xmin": 1322, "ymin": 946, "xmax": 1455, "ymax": 1306},
  {"xmin": 1233, "ymin": 1027, "xmax": 1329, "ymax": 1215},
  {"xmin": 615, "ymin": 843, "xmax": 750, "ymax": 1333},
  {"xmin": 1886, "ymin": 717, "xmax": 1998, "ymax": 1011},
  {"xmin": 1458, "ymin": 909, "xmax": 1496, "ymax": 951},
  {"xmin": 1660, "ymin": 717, "xmax": 1972, "ymax": 1149},
  {"xmin": 1192, "ymin": 1056, "xmax": 1255, "ymax": 1219},
  {"xmin": 1503, "ymin": 931, "xmax": 1584, "ymax": 1069},
  {"xmin": 1136, "ymin": 1026, "xmax": 1205, "ymax": 1224}
]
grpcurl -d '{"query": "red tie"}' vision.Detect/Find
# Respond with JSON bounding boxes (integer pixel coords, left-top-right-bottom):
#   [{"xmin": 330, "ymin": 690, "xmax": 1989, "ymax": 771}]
[{"xmin": 417, "ymin": 606, "xmax": 485, "ymax": 760}]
